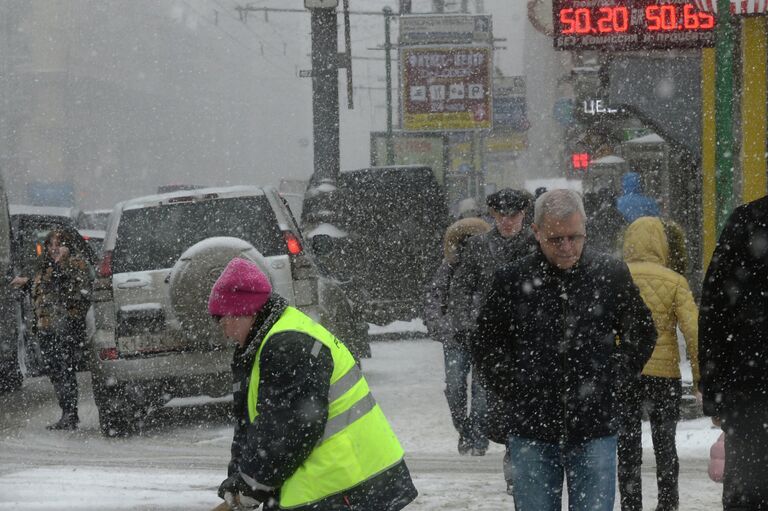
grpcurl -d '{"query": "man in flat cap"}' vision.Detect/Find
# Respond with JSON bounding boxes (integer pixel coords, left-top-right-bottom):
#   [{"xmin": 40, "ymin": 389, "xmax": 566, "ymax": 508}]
[{"xmin": 447, "ymin": 189, "xmax": 534, "ymax": 469}]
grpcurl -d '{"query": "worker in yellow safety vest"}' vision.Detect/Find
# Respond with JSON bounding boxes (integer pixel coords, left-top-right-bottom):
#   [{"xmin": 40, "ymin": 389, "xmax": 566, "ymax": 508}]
[{"xmin": 208, "ymin": 257, "xmax": 417, "ymax": 511}]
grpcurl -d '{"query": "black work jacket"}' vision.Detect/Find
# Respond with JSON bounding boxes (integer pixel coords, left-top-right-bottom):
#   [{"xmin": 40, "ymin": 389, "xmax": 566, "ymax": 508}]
[
  {"xmin": 700, "ymin": 196, "xmax": 768, "ymax": 417},
  {"xmin": 471, "ymin": 248, "xmax": 656, "ymax": 445},
  {"xmin": 229, "ymin": 296, "xmax": 417, "ymax": 511}
]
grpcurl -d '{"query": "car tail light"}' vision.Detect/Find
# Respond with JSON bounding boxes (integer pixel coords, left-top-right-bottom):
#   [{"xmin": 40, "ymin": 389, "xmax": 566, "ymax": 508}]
[
  {"xmin": 283, "ymin": 232, "xmax": 303, "ymax": 255},
  {"xmin": 35, "ymin": 242, "xmax": 43, "ymax": 257},
  {"xmin": 99, "ymin": 347, "xmax": 119, "ymax": 360},
  {"xmin": 98, "ymin": 250, "xmax": 113, "ymax": 278}
]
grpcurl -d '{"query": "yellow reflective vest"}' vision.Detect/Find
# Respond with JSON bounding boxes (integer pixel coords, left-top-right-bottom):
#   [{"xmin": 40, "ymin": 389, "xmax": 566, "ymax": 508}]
[{"xmin": 247, "ymin": 307, "xmax": 405, "ymax": 509}]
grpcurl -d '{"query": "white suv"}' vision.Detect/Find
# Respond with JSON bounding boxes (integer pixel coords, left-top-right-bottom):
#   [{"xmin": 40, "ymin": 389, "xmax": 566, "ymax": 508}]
[{"xmin": 89, "ymin": 185, "xmax": 368, "ymax": 436}]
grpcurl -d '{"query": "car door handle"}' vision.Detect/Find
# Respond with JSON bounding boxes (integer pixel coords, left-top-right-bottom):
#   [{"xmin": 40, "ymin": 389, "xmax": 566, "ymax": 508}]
[{"xmin": 117, "ymin": 279, "xmax": 149, "ymax": 289}]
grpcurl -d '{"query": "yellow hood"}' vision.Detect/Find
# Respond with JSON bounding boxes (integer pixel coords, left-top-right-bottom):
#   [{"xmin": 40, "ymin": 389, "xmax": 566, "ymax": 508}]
[{"xmin": 622, "ymin": 216, "xmax": 669, "ymax": 267}]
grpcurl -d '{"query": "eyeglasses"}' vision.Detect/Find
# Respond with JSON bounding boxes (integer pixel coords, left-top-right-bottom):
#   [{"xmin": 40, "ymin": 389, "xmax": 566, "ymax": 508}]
[{"xmin": 544, "ymin": 234, "xmax": 586, "ymax": 246}]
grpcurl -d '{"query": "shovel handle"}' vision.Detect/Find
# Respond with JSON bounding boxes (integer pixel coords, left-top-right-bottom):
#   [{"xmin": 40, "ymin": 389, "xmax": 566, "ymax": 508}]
[{"xmin": 210, "ymin": 502, "xmax": 232, "ymax": 511}]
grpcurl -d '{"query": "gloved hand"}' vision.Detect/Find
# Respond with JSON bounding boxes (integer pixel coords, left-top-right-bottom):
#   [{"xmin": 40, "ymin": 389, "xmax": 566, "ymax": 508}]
[{"xmin": 218, "ymin": 474, "xmax": 262, "ymax": 510}]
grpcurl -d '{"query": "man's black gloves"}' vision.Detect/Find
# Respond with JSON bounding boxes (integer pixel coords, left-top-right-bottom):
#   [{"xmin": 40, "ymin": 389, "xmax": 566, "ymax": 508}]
[{"xmin": 218, "ymin": 473, "xmax": 264, "ymax": 510}]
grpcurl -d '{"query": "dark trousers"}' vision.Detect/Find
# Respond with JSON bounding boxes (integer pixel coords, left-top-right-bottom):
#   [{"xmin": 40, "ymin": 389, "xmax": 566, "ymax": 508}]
[
  {"xmin": 617, "ymin": 376, "xmax": 681, "ymax": 511},
  {"xmin": 722, "ymin": 401, "xmax": 768, "ymax": 510},
  {"xmin": 38, "ymin": 329, "xmax": 79, "ymax": 418},
  {"xmin": 442, "ymin": 343, "xmax": 488, "ymax": 450}
]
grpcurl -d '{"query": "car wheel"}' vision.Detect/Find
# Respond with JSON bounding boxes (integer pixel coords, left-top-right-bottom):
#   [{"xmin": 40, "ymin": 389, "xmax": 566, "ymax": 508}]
[
  {"xmin": 169, "ymin": 237, "xmax": 270, "ymax": 346},
  {"xmin": 92, "ymin": 377, "xmax": 136, "ymax": 437}
]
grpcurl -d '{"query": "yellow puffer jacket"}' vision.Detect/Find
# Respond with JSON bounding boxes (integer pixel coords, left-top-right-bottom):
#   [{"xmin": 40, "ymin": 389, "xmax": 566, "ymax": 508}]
[{"xmin": 623, "ymin": 217, "xmax": 699, "ymax": 386}]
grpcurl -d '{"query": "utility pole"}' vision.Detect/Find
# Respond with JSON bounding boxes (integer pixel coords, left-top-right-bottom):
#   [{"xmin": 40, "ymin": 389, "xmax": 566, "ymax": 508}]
[
  {"xmin": 383, "ymin": 7, "xmax": 395, "ymax": 165},
  {"xmin": 310, "ymin": 6, "xmax": 340, "ymax": 185},
  {"xmin": 714, "ymin": 0, "xmax": 734, "ymax": 231}
]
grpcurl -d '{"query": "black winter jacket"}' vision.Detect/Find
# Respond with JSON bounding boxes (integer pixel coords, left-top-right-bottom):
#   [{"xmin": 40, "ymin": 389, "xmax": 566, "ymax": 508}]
[
  {"xmin": 471, "ymin": 248, "xmax": 656, "ymax": 445},
  {"xmin": 700, "ymin": 196, "xmax": 768, "ymax": 417},
  {"xmin": 229, "ymin": 296, "xmax": 417, "ymax": 511}
]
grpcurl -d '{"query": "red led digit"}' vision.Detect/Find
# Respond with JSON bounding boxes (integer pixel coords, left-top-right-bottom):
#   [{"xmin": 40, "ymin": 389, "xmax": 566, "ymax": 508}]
[
  {"xmin": 574, "ymin": 8, "xmax": 592, "ymax": 34},
  {"xmin": 614, "ymin": 6, "xmax": 629, "ymax": 32},
  {"xmin": 660, "ymin": 5, "xmax": 677, "ymax": 30},
  {"xmin": 699, "ymin": 10, "xmax": 715, "ymax": 29},
  {"xmin": 560, "ymin": 8, "xmax": 576, "ymax": 34},
  {"xmin": 597, "ymin": 7, "xmax": 614, "ymax": 33},
  {"xmin": 683, "ymin": 4, "xmax": 700, "ymax": 29},
  {"xmin": 646, "ymin": 5, "xmax": 661, "ymax": 31}
]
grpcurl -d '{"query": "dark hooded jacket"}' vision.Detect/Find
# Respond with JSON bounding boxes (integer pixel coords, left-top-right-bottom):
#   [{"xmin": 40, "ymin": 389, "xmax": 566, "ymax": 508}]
[
  {"xmin": 700, "ymin": 196, "xmax": 768, "ymax": 417},
  {"xmin": 229, "ymin": 295, "xmax": 417, "ymax": 511},
  {"xmin": 617, "ymin": 172, "xmax": 660, "ymax": 224},
  {"xmin": 471, "ymin": 248, "xmax": 656, "ymax": 445}
]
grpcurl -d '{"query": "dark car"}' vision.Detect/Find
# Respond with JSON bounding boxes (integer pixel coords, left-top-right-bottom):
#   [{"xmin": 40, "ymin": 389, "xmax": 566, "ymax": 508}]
[
  {"xmin": 0, "ymin": 179, "xmax": 21, "ymax": 392},
  {"xmin": 9, "ymin": 205, "xmax": 95, "ymax": 377},
  {"xmin": 313, "ymin": 166, "xmax": 450, "ymax": 325}
]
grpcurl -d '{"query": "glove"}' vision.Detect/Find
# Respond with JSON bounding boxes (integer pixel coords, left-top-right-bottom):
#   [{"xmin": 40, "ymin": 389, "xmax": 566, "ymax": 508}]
[{"xmin": 218, "ymin": 474, "xmax": 262, "ymax": 510}]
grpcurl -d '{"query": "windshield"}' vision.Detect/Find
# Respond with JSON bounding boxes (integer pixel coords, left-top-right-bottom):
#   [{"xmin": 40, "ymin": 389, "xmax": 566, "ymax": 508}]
[{"xmin": 113, "ymin": 196, "xmax": 284, "ymax": 273}]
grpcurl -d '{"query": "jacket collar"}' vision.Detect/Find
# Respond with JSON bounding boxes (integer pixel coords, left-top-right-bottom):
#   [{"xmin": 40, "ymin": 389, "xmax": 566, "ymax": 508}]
[
  {"xmin": 533, "ymin": 245, "xmax": 595, "ymax": 282},
  {"xmin": 239, "ymin": 294, "xmax": 289, "ymax": 361}
]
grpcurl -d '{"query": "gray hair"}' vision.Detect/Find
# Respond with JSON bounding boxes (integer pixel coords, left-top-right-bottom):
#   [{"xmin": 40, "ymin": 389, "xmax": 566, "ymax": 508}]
[{"xmin": 533, "ymin": 189, "xmax": 586, "ymax": 225}]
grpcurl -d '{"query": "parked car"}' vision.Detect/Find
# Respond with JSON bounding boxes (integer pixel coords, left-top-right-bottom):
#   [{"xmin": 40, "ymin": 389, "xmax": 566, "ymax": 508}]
[
  {"xmin": 78, "ymin": 228, "xmax": 106, "ymax": 263},
  {"xmin": 89, "ymin": 185, "xmax": 368, "ymax": 436},
  {"xmin": 9, "ymin": 205, "xmax": 96, "ymax": 377},
  {"xmin": 311, "ymin": 166, "xmax": 449, "ymax": 325},
  {"xmin": 78, "ymin": 208, "xmax": 112, "ymax": 231},
  {"xmin": 0, "ymin": 177, "xmax": 21, "ymax": 392}
]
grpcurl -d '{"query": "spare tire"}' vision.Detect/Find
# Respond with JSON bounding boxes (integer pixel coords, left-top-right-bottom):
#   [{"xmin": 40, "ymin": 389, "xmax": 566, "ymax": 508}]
[{"xmin": 169, "ymin": 237, "xmax": 271, "ymax": 345}]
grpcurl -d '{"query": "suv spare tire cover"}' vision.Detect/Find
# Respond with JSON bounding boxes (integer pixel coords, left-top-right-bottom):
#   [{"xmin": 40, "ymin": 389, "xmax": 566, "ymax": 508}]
[{"xmin": 169, "ymin": 237, "xmax": 271, "ymax": 344}]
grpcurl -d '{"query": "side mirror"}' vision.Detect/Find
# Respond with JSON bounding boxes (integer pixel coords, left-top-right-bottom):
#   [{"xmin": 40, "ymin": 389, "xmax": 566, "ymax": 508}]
[{"xmin": 311, "ymin": 234, "xmax": 334, "ymax": 257}]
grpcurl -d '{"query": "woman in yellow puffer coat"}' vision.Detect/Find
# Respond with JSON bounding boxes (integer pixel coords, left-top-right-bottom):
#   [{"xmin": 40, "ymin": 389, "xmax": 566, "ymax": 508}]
[{"xmin": 617, "ymin": 216, "xmax": 699, "ymax": 511}]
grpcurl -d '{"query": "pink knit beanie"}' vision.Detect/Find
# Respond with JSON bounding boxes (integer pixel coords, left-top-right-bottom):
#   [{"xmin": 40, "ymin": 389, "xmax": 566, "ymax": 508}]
[{"xmin": 208, "ymin": 258, "xmax": 272, "ymax": 317}]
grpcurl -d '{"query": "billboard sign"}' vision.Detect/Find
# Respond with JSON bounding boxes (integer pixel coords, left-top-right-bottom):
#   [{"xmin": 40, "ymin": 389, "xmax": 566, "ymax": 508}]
[
  {"xmin": 401, "ymin": 45, "xmax": 493, "ymax": 132},
  {"xmin": 493, "ymin": 76, "xmax": 528, "ymax": 131},
  {"xmin": 399, "ymin": 14, "xmax": 492, "ymax": 45}
]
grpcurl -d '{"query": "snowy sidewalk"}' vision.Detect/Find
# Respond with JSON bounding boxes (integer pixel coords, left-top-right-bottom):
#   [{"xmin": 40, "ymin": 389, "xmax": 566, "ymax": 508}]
[{"xmin": 0, "ymin": 338, "xmax": 724, "ymax": 510}]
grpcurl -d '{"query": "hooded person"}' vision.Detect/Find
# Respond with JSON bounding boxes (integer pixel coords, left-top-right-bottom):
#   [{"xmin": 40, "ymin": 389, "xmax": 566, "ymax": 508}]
[
  {"xmin": 617, "ymin": 216, "xmax": 699, "ymax": 511},
  {"xmin": 617, "ymin": 172, "xmax": 660, "ymax": 223},
  {"xmin": 423, "ymin": 218, "xmax": 491, "ymax": 457},
  {"xmin": 209, "ymin": 257, "xmax": 417, "ymax": 511}
]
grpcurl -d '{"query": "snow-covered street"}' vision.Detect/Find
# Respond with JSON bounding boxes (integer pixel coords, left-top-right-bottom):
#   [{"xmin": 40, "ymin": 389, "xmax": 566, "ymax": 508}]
[{"xmin": 0, "ymin": 338, "xmax": 723, "ymax": 510}]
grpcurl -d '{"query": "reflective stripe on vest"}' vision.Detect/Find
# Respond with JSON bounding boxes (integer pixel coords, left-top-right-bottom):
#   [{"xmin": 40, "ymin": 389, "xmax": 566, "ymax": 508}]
[{"xmin": 247, "ymin": 307, "xmax": 405, "ymax": 509}]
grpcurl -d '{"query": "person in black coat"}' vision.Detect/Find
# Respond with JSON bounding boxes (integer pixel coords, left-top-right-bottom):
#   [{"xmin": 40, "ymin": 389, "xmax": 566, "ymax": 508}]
[
  {"xmin": 700, "ymin": 195, "xmax": 768, "ymax": 510},
  {"xmin": 471, "ymin": 189, "xmax": 656, "ymax": 511}
]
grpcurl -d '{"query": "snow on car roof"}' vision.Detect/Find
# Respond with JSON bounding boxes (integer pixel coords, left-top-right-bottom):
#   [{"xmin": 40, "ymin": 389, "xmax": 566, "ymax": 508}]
[
  {"xmin": 9, "ymin": 204, "xmax": 79, "ymax": 218},
  {"xmin": 121, "ymin": 185, "xmax": 267, "ymax": 211}
]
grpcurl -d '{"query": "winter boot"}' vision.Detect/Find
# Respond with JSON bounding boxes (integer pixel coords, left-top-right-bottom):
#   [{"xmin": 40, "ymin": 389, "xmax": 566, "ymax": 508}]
[
  {"xmin": 470, "ymin": 446, "xmax": 487, "ymax": 456},
  {"xmin": 458, "ymin": 435, "xmax": 472, "ymax": 455}
]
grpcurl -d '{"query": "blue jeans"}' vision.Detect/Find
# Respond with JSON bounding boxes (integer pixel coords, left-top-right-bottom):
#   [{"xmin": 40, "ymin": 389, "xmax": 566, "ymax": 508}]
[
  {"xmin": 507, "ymin": 435, "xmax": 617, "ymax": 511},
  {"xmin": 443, "ymin": 343, "xmax": 488, "ymax": 450}
]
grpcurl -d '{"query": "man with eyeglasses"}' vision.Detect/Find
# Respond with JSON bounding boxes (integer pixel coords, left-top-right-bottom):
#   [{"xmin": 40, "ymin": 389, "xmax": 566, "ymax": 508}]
[{"xmin": 471, "ymin": 189, "xmax": 656, "ymax": 511}]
